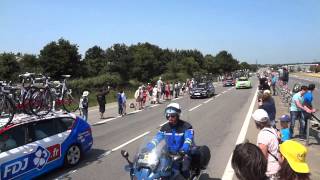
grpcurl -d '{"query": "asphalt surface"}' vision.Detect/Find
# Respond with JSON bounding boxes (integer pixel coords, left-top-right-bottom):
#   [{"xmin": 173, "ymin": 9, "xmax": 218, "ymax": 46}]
[{"xmin": 38, "ymin": 79, "xmax": 258, "ymax": 180}]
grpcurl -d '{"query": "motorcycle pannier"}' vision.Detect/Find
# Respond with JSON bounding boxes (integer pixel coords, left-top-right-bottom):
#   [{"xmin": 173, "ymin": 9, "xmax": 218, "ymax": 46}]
[{"xmin": 190, "ymin": 145, "xmax": 211, "ymax": 169}]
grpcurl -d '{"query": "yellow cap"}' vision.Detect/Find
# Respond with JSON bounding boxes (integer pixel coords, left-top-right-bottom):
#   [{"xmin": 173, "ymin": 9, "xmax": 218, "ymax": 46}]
[{"xmin": 279, "ymin": 140, "xmax": 309, "ymax": 173}]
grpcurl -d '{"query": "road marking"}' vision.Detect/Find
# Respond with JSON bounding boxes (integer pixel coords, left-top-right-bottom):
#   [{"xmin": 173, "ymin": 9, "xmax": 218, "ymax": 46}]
[
  {"xmin": 127, "ymin": 109, "xmax": 142, "ymax": 115},
  {"xmin": 55, "ymin": 170, "xmax": 78, "ymax": 180},
  {"xmin": 172, "ymin": 97, "xmax": 182, "ymax": 101},
  {"xmin": 112, "ymin": 131, "xmax": 150, "ymax": 152},
  {"xmin": 91, "ymin": 117, "xmax": 117, "ymax": 126},
  {"xmin": 215, "ymin": 94, "xmax": 221, "ymax": 98},
  {"xmin": 203, "ymin": 98, "xmax": 213, "ymax": 104},
  {"xmin": 159, "ymin": 121, "xmax": 167, "ymax": 127},
  {"xmin": 150, "ymin": 104, "xmax": 160, "ymax": 108},
  {"xmin": 221, "ymin": 88, "xmax": 259, "ymax": 180},
  {"xmin": 188, "ymin": 104, "xmax": 202, "ymax": 112}
]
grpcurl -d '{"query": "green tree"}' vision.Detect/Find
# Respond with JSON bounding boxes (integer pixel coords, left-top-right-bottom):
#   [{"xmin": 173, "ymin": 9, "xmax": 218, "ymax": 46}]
[
  {"xmin": 39, "ymin": 38, "xmax": 81, "ymax": 79},
  {"xmin": 83, "ymin": 46, "xmax": 107, "ymax": 77},
  {"xmin": 0, "ymin": 53, "xmax": 20, "ymax": 80},
  {"xmin": 106, "ymin": 43, "xmax": 133, "ymax": 83},
  {"xmin": 19, "ymin": 54, "xmax": 41, "ymax": 73},
  {"xmin": 214, "ymin": 50, "xmax": 239, "ymax": 73}
]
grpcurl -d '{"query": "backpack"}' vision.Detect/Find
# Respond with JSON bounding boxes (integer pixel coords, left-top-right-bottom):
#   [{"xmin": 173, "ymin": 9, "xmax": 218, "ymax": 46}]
[
  {"xmin": 82, "ymin": 97, "xmax": 88, "ymax": 109},
  {"xmin": 117, "ymin": 93, "xmax": 123, "ymax": 103}
]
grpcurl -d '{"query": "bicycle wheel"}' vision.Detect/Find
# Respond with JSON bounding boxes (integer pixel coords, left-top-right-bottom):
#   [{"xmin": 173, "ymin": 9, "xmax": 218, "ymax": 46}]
[
  {"xmin": 30, "ymin": 88, "xmax": 53, "ymax": 116},
  {"xmin": 0, "ymin": 94, "xmax": 15, "ymax": 127},
  {"xmin": 62, "ymin": 92, "xmax": 79, "ymax": 112},
  {"xmin": 22, "ymin": 87, "xmax": 38, "ymax": 115}
]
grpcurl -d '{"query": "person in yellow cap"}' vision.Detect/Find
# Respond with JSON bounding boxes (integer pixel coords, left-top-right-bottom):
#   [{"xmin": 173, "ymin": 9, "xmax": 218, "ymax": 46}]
[{"xmin": 278, "ymin": 140, "xmax": 310, "ymax": 180}]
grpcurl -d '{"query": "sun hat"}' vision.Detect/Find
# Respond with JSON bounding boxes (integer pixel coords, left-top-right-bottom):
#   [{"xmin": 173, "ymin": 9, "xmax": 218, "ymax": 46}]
[
  {"xmin": 263, "ymin": 90, "xmax": 271, "ymax": 95},
  {"xmin": 279, "ymin": 115, "xmax": 290, "ymax": 122},
  {"xmin": 252, "ymin": 109, "xmax": 269, "ymax": 122},
  {"xmin": 280, "ymin": 140, "xmax": 309, "ymax": 173},
  {"xmin": 82, "ymin": 91, "xmax": 89, "ymax": 97}
]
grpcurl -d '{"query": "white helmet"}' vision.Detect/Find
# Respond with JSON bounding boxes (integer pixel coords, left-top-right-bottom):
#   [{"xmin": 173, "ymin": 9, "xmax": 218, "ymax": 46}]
[{"xmin": 165, "ymin": 103, "xmax": 181, "ymax": 117}]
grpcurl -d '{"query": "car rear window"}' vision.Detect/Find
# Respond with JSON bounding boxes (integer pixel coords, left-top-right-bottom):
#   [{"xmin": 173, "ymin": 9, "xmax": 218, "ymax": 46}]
[
  {"xmin": 238, "ymin": 78, "xmax": 248, "ymax": 81},
  {"xmin": 59, "ymin": 117, "xmax": 75, "ymax": 130}
]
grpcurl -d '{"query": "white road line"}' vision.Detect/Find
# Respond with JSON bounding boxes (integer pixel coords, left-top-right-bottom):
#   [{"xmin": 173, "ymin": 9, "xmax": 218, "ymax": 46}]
[
  {"xmin": 215, "ymin": 94, "xmax": 221, "ymax": 98},
  {"xmin": 188, "ymin": 104, "xmax": 202, "ymax": 112},
  {"xmin": 159, "ymin": 121, "xmax": 167, "ymax": 127},
  {"xmin": 55, "ymin": 170, "xmax": 78, "ymax": 180},
  {"xmin": 172, "ymin": 97, "xmax": 182, "ymax": 101},
  {"xmin": 91, "ymin": 117, "xmax": 118, "ymax": 125},
  {"xmin": 127, "ymin": 109, "xmax": 142, "ymax": 115},
  {"xmin": 112, "ymin": 131, "xmax": 150, "ymax": 152},
  {"xmin": 221, "ymin": 88, "xmax": 259, "ymax": 180},
  {"xmin": 203, "ymin": 98, "xmax": 213, "ymax": 104},
  {"xmin": 150, "ymin": 104, "xmax": 160, "ymax": 108}
]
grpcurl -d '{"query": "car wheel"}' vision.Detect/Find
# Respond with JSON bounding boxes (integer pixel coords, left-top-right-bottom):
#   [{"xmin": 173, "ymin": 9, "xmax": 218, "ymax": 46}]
[{"xmin": 65, "ymin": 144, "xmax": 81, "ymax": 167}]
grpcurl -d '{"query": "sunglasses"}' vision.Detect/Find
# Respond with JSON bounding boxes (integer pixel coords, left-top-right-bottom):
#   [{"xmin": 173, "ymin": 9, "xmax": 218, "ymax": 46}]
[{"xmin": 166, "ymin": 114, "xmax": 177, "ymax": 119}]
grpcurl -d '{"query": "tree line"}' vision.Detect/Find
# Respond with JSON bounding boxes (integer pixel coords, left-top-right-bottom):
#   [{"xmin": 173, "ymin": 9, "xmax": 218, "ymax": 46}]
[{"xmin": 0, "ymin": 38, "xmax": 257, "ymax": 86}]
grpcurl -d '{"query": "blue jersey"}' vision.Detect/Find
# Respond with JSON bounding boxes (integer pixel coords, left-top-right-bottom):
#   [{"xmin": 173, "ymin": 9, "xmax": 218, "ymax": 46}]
[
  {"xmin": 281, "ymin": 128, "xmax": 291, "ymax": 142},
  {"xmin": 149, "ymin": 120, "xmax": 194, "ymax": 153},
  {"xmin": 304, "ymin": 91, "xmax": 313, "ymax": 107}
]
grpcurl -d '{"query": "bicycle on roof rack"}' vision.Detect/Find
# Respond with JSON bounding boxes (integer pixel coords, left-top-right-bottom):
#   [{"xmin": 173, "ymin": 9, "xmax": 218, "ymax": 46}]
[{"xmin": 0, "ymin": 73, "xmax": 39, "ymax": 127}]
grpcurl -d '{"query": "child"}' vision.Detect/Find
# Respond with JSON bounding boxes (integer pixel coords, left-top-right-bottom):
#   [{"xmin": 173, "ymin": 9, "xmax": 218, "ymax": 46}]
[
  {"xmin": 280, "ymin": 114, "xmax": 291, "ymax": 142},
  {"xmin": 80, "ymin": 91, "xmax": 89, "ymax": 121}
]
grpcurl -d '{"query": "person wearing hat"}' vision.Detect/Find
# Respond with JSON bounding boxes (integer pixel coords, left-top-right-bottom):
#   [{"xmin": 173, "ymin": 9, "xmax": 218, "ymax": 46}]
[
  {"xmin": 252, "ymin": 109, "xmax": 281, "ymax": 179},
  {"xmin": 79, "ymin": 91, "xmax": 89, "ymax": 121},
  {"xmin": 278, "ymin": 140, "xmax": 310, "ymax": 180},
  {"xmin": 280, "ymin": 115, "xmax": 291, "ymax": 142}
]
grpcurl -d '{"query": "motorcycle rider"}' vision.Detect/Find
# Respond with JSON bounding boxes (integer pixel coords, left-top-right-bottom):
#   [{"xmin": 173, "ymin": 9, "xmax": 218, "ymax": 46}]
[{"xmin": 145, "ymin": 102, "xmax": 194, "ymax": 178}]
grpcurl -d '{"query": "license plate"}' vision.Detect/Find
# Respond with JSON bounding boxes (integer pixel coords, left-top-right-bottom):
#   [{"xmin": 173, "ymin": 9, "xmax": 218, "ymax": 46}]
[{"xmin": 194, "ymin": 93, "xmax": 200, "ymax": 95}]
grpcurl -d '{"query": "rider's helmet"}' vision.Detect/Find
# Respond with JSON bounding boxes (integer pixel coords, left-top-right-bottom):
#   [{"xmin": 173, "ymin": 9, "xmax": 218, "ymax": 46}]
[{"xmin": 164, "ymin": 103, "xmax": 181, "ymax": 119}]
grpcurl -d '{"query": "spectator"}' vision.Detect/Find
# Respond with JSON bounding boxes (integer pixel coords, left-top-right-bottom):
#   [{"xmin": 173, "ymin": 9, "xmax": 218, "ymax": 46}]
[
  {"xmin": 165, "ymin": 81, "xmax": 170, "ymax": 100},
  {"xmin": 142, "ymin": 86, "xmax": 148, "ymax": 108},
  {"xmin": 157, "ymin": 77, "xmax": 163, "ymax": 101},
  {"xmin": 121, "ymin": 91, "xmax": 127, "ymax": 115},
  {"xmin": 96, "ymin": 86, "xmax": 110, "ymax": 119},
  {"xmin": 252, "ymin": 109, "xmax": 281, "ymax": 179},
  {"xmin": 259, "ymin": 90, "xmax": 276, "ymax": 127},
  {"xmin": 289, "ymin": 85, "xmax": 315, "ymax": 139},
  {"xmin": 282, "ymin": 67, "xmax": 289, "ymax": 88},
  {"xmin": 302, "ymin": 83, "xmax": 315, "ymax": 136},
  {"xmin": 152, "ymin": 85, "xmax": 158, "ymax": 104},
  {"xmin": 174, "ymin": 82, "xmax": 179, "ymax": 98},
  {"xmin": 278, "ymin": 140, "xmax": 310, "ymax": 180},
  {"xmin": 80, "ymin": 91, "xmax": 89, "ymax": 121},
  {"xmin": 271, "ymin": 74, "xmax": 278, "ymax": 96},
  {"xmin": 169, "ymin": 82, "xmax": 174, "ymax": 99},
  {"xmin": 146, "ymin": 83, "xmax": 153, "ymax": 97},
  {"xmin": 280, "ymin": 115, "xmax": 291, "ymax": 142},
  {"xmin": 134, "ymin": 86, "xmax": 143, "ymax": 110},
  {"xmin": 231, "ymin": 142, "xmax": 268, "ymax": 180},
  {"xmin": 117, "ymin": 90, "xmax": 123, "ymax": 116}
]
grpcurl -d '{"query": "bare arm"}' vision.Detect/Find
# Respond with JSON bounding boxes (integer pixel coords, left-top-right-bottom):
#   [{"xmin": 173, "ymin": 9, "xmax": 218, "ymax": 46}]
[{"xmin": 258, "ymin": 143, "xmax": 268, "ymax": 159}]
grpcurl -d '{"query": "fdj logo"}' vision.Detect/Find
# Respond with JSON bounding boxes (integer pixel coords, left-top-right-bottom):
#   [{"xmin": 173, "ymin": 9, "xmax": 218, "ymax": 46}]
[{"xmin": 1, "ymin": 146, "xmax": 50, "ymax": 180}]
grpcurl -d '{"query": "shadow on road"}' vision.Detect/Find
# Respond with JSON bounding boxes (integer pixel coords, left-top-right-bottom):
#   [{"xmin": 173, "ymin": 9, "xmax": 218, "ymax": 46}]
[{"xmin": 37, "ymin": 148, "xmax": 108, "ymax": 179}]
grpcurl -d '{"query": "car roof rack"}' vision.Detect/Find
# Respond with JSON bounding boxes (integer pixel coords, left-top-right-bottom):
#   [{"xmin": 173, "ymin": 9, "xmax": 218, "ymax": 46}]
[{"xmin": 0, "ymin": 111, "xmax": 75, "ymax": 129}]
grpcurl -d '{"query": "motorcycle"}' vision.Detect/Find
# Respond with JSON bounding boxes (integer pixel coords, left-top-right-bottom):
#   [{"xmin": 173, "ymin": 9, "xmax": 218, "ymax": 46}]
[{"xmin": 121, "ymin": 139, "xmax": 211, "ymax": 180}]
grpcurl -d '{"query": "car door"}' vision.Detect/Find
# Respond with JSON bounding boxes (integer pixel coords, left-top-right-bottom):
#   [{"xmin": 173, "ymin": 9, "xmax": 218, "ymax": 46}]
[{"xmin": 0, "ymin": 125, "xmax": 31, "ymax": 180}]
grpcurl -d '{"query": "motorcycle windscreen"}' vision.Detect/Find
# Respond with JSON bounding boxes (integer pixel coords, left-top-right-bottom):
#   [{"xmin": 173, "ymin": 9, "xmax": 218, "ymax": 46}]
[{"xmin": 133, "ymin": 136, "xmax": 167, "ymax": 171}]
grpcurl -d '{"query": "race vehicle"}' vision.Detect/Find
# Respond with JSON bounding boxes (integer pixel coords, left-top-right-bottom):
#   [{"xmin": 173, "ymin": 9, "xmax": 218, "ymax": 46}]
[
  {"xmin": 190, "ymin": 82, "xmax": 215, "ymax": 98},
  {"xmin": 0, "ymin": 112, "xmax": 93, "ymax": 180},
  {"xmin": 236, "ymin": 77, "xmax": 252, "ymax": 89}
]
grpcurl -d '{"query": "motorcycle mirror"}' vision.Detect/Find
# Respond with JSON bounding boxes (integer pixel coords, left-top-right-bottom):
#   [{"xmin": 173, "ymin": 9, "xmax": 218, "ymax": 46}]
[{"xmin": 121, "ymin": 150, "xmax": 129, "ymax": 158}]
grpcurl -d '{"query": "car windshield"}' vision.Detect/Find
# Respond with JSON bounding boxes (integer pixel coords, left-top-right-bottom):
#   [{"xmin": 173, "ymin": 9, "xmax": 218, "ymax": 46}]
[
  {"xmin": 226, "ymin": 78, "xmax": 233, "ymax": 80},
  {"xmin": 195, "ymin": 84, "xmax": 206, "ymax": 88},
  {"xmin": 238, "ymin": 78, "xmax": 248, "ymax": 81}
]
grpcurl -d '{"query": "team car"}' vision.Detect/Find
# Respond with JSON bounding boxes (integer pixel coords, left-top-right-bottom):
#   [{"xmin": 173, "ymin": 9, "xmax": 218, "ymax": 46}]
[
  {"xmin": 223, "ymin": 76, "xmax": 236, "ymax": 86},
  {"xmin": 236, "ymin": 77, "xmax": 252, "ymax": 89},
  {"xmin": 0, "ymin": 112, "xmax": 93, "ymax": 180},
  {"xmin": 190, "ymin": 82, "xmax": 215, "ymax": 98}
]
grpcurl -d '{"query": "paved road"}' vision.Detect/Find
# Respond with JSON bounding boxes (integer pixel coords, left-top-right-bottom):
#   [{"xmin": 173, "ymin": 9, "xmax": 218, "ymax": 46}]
[{"xmin": 38, "ymin": 80, "xmax": 258, "ymax": 180}]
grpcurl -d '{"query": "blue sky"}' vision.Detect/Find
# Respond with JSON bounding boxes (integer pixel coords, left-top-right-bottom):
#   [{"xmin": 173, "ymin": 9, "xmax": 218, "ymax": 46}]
[{"xmin": 1, "ymin": 0, "xmax": 319, "ymax": 64}]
